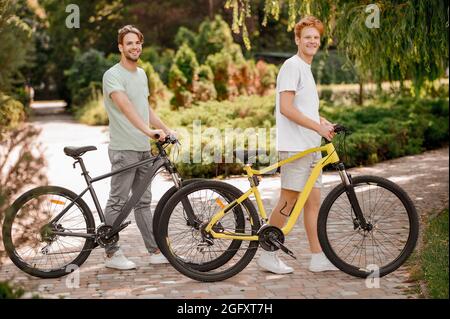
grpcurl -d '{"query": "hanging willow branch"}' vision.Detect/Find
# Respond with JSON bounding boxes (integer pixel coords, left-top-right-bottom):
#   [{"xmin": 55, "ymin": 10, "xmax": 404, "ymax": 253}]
[{"xmin": 224, "ymin": 0, "xmax": 449, "ymax": 93}]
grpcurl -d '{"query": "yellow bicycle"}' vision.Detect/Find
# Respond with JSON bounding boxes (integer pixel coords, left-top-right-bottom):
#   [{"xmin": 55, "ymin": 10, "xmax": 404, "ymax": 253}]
[{"xmin": 157, "ymin": 125, "xmax": 419, "ymax": 282}]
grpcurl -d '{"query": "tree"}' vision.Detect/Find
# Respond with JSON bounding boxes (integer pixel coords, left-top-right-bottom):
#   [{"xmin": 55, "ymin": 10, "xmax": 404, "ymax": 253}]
[
  {"xmin": 225, "ymin": 0, "xmax": 449, "ymax": 95},
  {"xmin": 41, "ymin": 0, "xmax": 128, "ymax": 102},
  {"xmin": 0, "ymin": 0, "xmax": 33, "ymax": 94}
]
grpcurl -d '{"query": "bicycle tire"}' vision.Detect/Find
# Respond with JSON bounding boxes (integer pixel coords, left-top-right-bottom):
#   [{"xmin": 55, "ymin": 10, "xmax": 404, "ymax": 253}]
[
  {"xmin": 2, "ymin": 186, "xmax": 96, "ymax": 278},
  {"xmin": 157, "ymin": 180, "xmax": 261, "ymax": 282},
  {"xmin": 153, "ymin": 178, "xmax": 205, "ymax": 250},
  {"xmin": 318, "ymin": 175, "xmax": 419, "ymax": 278}
]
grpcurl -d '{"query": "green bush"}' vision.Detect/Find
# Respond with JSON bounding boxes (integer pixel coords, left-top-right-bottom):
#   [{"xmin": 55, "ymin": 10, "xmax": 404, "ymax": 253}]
[
  {"xmin": 321, "ymin": 96, "xmax": 449, "ymax": 167},
  {"xmin": 0, "ymin": 281, "xmax": 25, "ymax": 299},
  {"xmin": 140, "ymin": 47, "xmax": 175, "ymax": 84},
  {"xmin": 158, "ymin": 93, "xmax": 448, "ymax": 178},
  {"xmin": 0, "ymin": 93, "xmax": 26, "ymax": 132},
  {"xmin": 174, "ymin": 26, "xmax": 197, "ymax": 49},
  {"xmin": 311, "ymin": 50, "xmax": 358, "ymax": 85},
  {"xmin": 168, "ymin": 43, "xmax": 199, "ymax": 108},
  {"xmin": 75, "ymin": 92, "xmax": 108, "ymax": 126},
  {"xmin": 65, "ymin": 49, "xmax": 112, "ymax": 110},
  {"xmin": 195, "ymin": 15, "xmax": 235, "ymax": 64},
  {"xmin": 139, "ymin": 61, "xmax": 171, "ymax": 109}
]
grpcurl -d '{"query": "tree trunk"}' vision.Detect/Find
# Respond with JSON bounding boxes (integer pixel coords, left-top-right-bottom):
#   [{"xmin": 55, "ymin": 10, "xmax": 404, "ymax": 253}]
[
  {"xmin": 358, "ymin": 80, "xmax": 364, "ymax": 105},
  {"xmin": 208, "ymin": 0, "xmax": 214, "ymax": 19}
]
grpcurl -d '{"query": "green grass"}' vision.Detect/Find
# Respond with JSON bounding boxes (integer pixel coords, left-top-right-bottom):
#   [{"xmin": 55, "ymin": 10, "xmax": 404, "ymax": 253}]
[
  {"xmin": 0, "ymin": 281, "xmax": 25, "ymax": 299},
  {"xmin": 410, "ymin": 209, "xmax": 449, "ymax": 299}
]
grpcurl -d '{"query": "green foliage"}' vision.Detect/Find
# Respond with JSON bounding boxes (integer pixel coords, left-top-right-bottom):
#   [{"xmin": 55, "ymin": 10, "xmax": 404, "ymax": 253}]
[
  {"xmin": 168, "ymin": 43, "xmax": 220, "ymax": 107},
  {"xmin": 75, "ymin": 92, "xmax": 109, "ymax": 126},
  {"xmin": 65, "ymin": 49, "xmax": 112, "ymax": 110},
  {"xmin": 421, "ymin": 209, "xmax": 449, "ymax": 299},
  {"xmin": 0, "ymin": 0, "xmax": 33, "ymax": 93},
  {"xmin": 171, "ymin": 43, "xmax": 199, "ymax": 88},
  {"xmin": 312, "ymin": 50, "xmax": 358, "ymax": 85},
  {"xmin": 321, "ymin": 95, "xmax": 449, "ymax": 167},
  {"xmin": 0, "ymin": 93, "xmax": 26, "ymax": 132},
  {"xmin": 140, "ymin": 46, "xmax": 175, "ymax": 84},
  {"xmin": 139, "ymin": 61, "xmax": 171, "ymax": 109},
  {"xmin": 158, "ymin": 90, "xmax": 448, "ymax": 178},
  {"xmin": 174, "ymin": 26, "xmax": 197, "ymax": 49},
  {"xmin": 168, "ymin": 44, "xmax": 197, "ymax": 108},
  {"xmin": 0, "ymin": 281, "xmax": 25, "ymax": 299},
  {"xmin": 409, "ymin": 208, "xmax": 449, "ymax": 299},
  {"xmin": 226, "ymin": 0, "xmax": 449, "ymax": 94},
  {"xmin": 158, "ymin": 94, "xmax": 276, "ymax": 178},
  {"xmin": 206, "ymin": 44, "xmax": 277, "ymax": 100},
  {"xmin": 42, "ymin": 0, "xmax": 128, "ymax": 101},
  {"xmin": 195, "ymin": 15, "xmax": 235, "ymax": 63}
]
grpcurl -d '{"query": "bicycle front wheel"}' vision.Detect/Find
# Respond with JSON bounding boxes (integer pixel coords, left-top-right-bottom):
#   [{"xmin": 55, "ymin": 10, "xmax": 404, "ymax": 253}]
[
  {"xmin": 2, "ymin": 186, "xmax": 96, "ymax": 278},
  {"xmin": 318, "ymin": 175, "xmax": 419, "ymax": 278},
  {"xmin": 157, "ymin": 180, "xmax": 261, "ymax": 282}
]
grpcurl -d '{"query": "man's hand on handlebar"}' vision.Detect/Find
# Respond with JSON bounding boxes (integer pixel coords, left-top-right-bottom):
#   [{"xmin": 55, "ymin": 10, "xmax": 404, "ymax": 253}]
[
  {"xmin": 318, "ymin": 123, "xmax": 335, "ymax": 141},
  {"xmin": 149, "ymin": 129, "xmax": 166, "ymax": 142}
]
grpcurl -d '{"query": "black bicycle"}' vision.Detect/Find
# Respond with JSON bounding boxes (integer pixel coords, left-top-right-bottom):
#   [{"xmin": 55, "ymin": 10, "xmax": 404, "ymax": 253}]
[{"xmin": 1, "ymin": 136, "xmax": 205, "ymax": 278}]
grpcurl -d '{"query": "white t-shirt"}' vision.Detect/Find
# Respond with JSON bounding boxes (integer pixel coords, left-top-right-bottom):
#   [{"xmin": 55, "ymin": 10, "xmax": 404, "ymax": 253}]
[{"xmin": 275, "ymin": 55, "xmax": 321, "ymax": 152}]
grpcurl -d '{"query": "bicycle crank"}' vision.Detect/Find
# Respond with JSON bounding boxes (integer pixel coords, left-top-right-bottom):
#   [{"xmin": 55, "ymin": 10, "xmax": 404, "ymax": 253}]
[{"xmin": 257, "ymin": 225, "xmax": 296, "ymax": 259}]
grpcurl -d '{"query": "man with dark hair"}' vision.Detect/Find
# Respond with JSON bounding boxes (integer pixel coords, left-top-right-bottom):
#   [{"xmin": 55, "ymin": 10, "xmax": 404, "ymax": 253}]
[{"xmin": 102, "ymin": 25, "xmax": 176, "ymax": 269}]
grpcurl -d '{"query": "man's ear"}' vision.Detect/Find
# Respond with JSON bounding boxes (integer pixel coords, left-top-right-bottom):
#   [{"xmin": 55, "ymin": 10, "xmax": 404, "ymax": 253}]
[
  {"xmin": 294, "ymin": 36, "xmax": 300, "ymax": 46},
  {"xmin": 118, "ymin": 43, "xmax": 123, "ymax": 53}
]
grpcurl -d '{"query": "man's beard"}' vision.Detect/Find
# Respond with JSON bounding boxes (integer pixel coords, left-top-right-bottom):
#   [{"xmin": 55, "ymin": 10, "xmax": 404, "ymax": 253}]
[{"xmin": 124, "ymin": 51, "xmax": 140, "ymax": 62}]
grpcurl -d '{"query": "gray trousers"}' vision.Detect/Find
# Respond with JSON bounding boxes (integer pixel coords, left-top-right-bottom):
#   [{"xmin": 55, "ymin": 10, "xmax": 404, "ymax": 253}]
[{"xmin": 104, "ymin": 149, "xmax": 158, "ymax": 255}]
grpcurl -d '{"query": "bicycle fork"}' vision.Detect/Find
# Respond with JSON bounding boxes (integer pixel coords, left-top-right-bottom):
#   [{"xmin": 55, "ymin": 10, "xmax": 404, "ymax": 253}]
[{"xmin": 336, "ymin": 163, "xmax": 370, "ymax": 230}]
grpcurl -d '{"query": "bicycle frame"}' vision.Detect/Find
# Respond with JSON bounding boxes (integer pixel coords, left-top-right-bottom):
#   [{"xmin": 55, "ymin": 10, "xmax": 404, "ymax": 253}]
[
  {"xmin": 49, "ymin": 152, "xmax": 180, "ymax": 239},
  {"xmin": 204, "ymin": 142, "xmax": 341, "ymax": 241}
]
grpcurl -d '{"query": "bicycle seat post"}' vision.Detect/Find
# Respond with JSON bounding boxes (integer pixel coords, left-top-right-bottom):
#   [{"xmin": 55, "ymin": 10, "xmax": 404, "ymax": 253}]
[{"xmin": 74, "ymin": 157, "xmax": 92, "ymax": 185}]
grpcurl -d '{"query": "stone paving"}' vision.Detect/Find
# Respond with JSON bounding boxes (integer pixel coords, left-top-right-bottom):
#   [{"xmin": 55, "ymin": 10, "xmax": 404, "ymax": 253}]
[{"xmin": 0, "ymin": 114, "xmax": 448, "ymax": 299}]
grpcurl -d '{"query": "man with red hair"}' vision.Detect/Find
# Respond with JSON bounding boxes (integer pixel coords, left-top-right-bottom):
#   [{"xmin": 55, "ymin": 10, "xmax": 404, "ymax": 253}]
[{"xmin": 257, "ymin": 16, "xmax": 338, "ymax": 274}]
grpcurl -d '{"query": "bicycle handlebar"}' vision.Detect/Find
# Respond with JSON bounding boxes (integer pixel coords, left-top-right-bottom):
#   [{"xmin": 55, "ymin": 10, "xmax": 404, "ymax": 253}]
[
  {"xmin": 154, "ymin": 134, "xmax": 179, "ymax": 146},
  {"xmin": 333, "ymin": 124, "xmax": 351, "ymax": 134}
]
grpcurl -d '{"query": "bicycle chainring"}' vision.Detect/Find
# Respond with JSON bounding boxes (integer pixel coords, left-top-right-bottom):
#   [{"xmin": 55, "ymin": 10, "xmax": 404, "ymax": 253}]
[
  {"xmin": 96, "ymin": 225, "xmax": 119, "ymax": 247},
  {"xmin": 258, "ymin": 225, "xmax": 285, "ymax": 252}
]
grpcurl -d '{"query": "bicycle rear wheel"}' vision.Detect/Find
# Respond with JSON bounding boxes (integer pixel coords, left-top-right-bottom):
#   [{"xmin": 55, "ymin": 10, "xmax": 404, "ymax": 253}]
[
  {"xmin": 157, "ymin": 180, "xmax": 261, "ymax": 282},
  {"xmin": 2, "ymin": 186, "xmax": 96, "ymax": 278},
  {"xmin": 318, "ymin": 175, "xmax": 419, "ymax": 278}
]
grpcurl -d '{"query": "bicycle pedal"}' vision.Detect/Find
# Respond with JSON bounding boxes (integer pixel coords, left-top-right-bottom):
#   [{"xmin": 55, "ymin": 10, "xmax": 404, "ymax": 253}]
[{"xmin": 270, "ymin": 239, "xmax": 297, "ymax": 259}]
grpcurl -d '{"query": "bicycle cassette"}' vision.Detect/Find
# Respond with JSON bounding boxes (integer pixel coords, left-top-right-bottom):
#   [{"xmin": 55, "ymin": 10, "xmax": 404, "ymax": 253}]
[{"xmin": 258, "ymin": 225, "xmax": 285, "ymax": 252}]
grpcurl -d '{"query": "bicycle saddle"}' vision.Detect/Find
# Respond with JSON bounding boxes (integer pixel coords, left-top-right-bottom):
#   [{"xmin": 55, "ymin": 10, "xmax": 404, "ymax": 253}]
[
  {"xmin": 63, "ymin": 146, "xmax": 97, "ymax": 158},
  {"xmin": 233, "ymin": 149, "xmax": 267, "ymax": 164}
]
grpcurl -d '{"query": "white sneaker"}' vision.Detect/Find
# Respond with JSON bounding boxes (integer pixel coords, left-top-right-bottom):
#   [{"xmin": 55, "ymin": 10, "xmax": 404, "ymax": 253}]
[
  {"xmin": 105, "ymin": 249, "xmax": 136, "ymax": 270},
  {"xmin": 149, "ymin": 252, "xmax": 169, "ymax": 264},
  {"xmin": 257, "ymin": 250, "xmax": 294, "ymax": 274},
  {"xmin": 308, "ymin": 252, "xmax": 339, "ymax": 272}
]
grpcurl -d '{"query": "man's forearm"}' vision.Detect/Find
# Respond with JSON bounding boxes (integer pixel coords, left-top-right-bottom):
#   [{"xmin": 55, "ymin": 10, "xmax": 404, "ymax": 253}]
[{"xmin": 281, "ymin": 105, "xmax": 321, "ymax": 133}]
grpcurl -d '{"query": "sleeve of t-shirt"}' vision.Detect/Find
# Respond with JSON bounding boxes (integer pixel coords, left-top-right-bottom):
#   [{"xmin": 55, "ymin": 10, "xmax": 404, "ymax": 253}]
[
  {"xmin": 277, "ymin": 61, "xmax": 301, "ymax": 93},
  {"xmin": 103, "ymin": 71, "xmax": 126, "ymax": 98}
]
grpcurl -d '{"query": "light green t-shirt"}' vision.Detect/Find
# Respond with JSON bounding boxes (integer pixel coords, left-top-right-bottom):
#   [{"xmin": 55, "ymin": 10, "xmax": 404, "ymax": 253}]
[{"xmin": 102, "ymin": 63, "xmax": 150, "ymax": 151}]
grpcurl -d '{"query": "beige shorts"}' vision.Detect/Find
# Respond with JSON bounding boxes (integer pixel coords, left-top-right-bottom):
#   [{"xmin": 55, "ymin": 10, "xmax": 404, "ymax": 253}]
[{"xmin": 279, "ymin": 151, "xmax": 323, "ymax": 192}]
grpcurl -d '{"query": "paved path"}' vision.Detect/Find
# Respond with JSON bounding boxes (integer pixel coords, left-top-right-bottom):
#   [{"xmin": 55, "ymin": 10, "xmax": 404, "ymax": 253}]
[{"xmin": 0, "ymin": 113, "xmax": 448, "ymax": 299}]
